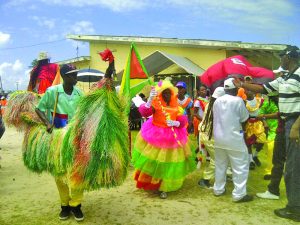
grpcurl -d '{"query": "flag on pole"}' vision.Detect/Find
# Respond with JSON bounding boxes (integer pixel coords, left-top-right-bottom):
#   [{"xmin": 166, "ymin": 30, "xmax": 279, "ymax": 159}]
[{"xmin": 119, "ymin": 43, "xmax": 153, "ymax": 114}]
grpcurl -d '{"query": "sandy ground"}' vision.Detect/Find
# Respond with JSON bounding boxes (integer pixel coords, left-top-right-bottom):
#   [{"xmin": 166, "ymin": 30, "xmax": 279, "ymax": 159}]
[{"xmin": 0, "ymin": 127, "xmax": 298, "ymax": 225}]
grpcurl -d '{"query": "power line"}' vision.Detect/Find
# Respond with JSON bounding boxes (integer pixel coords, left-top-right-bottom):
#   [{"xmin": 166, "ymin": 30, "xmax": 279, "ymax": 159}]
[{"xmin": 0, "ymin": 38, "xmax": 67, "ymax": 51}]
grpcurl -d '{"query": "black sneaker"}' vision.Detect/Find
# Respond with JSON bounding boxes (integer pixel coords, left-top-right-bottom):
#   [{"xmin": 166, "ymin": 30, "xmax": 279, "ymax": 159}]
[
  {"xmin": 59, "ymin": 205, "xmax": 70, "ymax": 220},
  {"xmin": 70, "ymin": 204, "xmax": 84, "ymax": 221},
  {"xmin": 274, "ymin": 208, "xmax": 300, "ymax": 222},
  {"xmin": 253, "ymin": 156, "xmax": 261, "ymax": 167},
  {"xmin": 198, "ymin": 179, "xmax": 212, "ymax": 189},
  {"xmin": 234, "ymin": 194, "xmax": 254, "ymax": 203}
]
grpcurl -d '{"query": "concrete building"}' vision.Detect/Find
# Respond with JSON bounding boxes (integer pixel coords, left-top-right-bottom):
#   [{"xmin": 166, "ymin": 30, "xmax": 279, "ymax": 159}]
[{"xmin": 60, "ymin": 35, "xmax": 288, "ymax": 93}]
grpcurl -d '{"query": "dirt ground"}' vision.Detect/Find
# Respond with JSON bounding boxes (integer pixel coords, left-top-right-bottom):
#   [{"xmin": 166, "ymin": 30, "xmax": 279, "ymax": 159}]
[{"xmin": 0, "ymin": 127, "xmax": 298, "ymax": 225}]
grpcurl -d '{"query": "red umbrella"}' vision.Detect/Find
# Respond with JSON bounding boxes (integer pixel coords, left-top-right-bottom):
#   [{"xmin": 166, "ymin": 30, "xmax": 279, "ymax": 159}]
[{"xmin": 200, "ymin": 55, "xmax": 275, "ymax": 90}]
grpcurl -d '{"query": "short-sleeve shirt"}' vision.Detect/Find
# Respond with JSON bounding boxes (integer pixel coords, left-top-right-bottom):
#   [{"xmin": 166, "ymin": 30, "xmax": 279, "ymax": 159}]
[
  {"xmin": 194, "ymin": 97, "xmax": 208, "ymax": 118},
  {"xmin": 259, "ymin": 99, "xmax": 278, "ymax": 140},
  {"xmin": 37, "ymin": 84, "xmax": 83, "ymax": 126},
  {"xmin": 213, "ymin": 94, "xmax": 249, "ymax": 152},
  {"xmin": 263, "ymin": 67, "xmax": 300, "ymax": 118}
]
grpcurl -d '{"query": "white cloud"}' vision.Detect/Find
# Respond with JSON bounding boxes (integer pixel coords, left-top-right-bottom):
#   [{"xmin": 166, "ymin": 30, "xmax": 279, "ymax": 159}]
[
  {"xmin": 71, "ymin": 21, "xmax": 95, "ymax": 34},
  {"xmin": 0, "ymin": 60, "xmax": 28, "ymax": 91},
  {"xmin": 39, "ymin": 0, "xmax": 149, "ymax": 11},
  {"xmin": 0, "ymin": 32, "xmax": 10, "ymax": 46},
  {"xmin": 31, "ymin": 16, "xmax": 56, "ymax": 29},
  {"xmin": 166, "ymin": 0, "xmax": 295, "ymax": 34}
]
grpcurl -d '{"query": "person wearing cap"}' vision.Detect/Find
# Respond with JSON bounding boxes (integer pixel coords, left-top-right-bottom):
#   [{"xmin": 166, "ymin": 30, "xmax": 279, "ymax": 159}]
[
  {"xmin": 213, "ymin": 78, "xmax": 252, "ymax": 203},
  {"xmin": 35, "ymin": 64, "xmax": 84, "ymax": 221},
  {"xmin": 28, "ymin": 52, "xmax": 60, "ymax": 94},
  {"xmin": 132, "ymin": 78, "xmax": 196, "ymax": 199},
  {"xmin": 176, "ymin": 81, "xmax": 193, "ymax": 131},
  {"xmin": 198, "ymin": 87, "xmax": 225, "ymax": 189},
  {"xmin": 233, "ymin": 46, "xmax": 300, "ymax": 221},
  {"xmin": 256, "ymin": 97, "xmax": 285, "ymax": 201}
]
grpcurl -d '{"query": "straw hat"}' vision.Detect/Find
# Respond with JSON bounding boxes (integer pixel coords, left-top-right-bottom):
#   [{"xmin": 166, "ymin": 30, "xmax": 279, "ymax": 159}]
[{"xmin": 37, "ymin": 52, "xmax": 49, "ymax": 61}]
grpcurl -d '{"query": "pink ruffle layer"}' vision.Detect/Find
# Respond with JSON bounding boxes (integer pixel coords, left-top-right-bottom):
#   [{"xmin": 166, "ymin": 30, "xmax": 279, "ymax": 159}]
[{"xmin": 140, "ymin": 117, "xmax": 188, "ymax": 149}]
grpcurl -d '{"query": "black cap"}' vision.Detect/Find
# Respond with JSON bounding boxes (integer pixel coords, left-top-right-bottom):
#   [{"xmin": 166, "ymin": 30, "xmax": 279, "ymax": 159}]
[
  {"xmin": 279, "ymin": 46, "xmax": 300, "ymax": 59},
  {"xmin": 60, "ymin": 64, "xmax": 78, "ymax": 76}
]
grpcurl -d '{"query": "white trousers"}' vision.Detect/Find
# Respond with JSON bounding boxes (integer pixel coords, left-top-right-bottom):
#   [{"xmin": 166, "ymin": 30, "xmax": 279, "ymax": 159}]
[{"xmin": 213, "ymin": 148, "xmax": 249, "ymax": 201}]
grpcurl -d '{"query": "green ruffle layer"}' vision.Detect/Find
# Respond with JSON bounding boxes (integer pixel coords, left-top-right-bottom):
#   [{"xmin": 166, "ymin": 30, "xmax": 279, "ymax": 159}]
[{"xmin": 132, "ymin": 146, "xmax": 196, "ymax": 180}]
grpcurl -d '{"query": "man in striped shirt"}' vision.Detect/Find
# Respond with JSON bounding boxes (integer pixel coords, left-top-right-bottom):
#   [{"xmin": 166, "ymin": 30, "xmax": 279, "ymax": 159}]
[{"xmin": 233, "ymin": 46, "xmax": 300, "ymax": 222}]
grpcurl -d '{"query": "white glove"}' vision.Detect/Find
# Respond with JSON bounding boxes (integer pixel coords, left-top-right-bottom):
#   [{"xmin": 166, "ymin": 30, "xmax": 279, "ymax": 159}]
[
  {"xmin": 166, "ymin": 120, "xmax": 180, "ymax": 127},
  {"xmin": 132, "ymin": 95, "xmax": 146, "ymax": 107},
  {"xmin": 145, "ymin": 88, "xmax": 157, "ymax": 108}
]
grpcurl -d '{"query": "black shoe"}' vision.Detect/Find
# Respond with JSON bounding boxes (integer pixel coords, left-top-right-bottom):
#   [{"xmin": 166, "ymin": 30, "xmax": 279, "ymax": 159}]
[
  {"xmin": 264, "ymin": 174, "xmax": 272, "ymax": 180},
  {"xmin": 249, "ymin": 162, "xmax": 256, "ymax": 170},
  {"xmin": 59, "ymin": 206, "xmax": 70, "ymax": 220},
  {"xmin": 70, "ymin": 204, "xmax": 84, "ymax": 221},
  {"xmin": 198, "ymin": 179, "xmax": 212, "ymax": 189},
  {"xmin": 274, "ymin": 208, "xmax": 300, "ymax": 222},
  {"xmin": 253, "ymin": 156, "xmax": 261, "ymax": 167},
  {"xmin": 234, "ymin": 194, "xmax": 253, "ymax": 203}
]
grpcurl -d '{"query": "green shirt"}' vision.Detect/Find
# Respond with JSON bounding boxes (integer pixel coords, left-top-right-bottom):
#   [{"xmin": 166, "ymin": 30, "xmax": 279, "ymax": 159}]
[
  {"xmin": 37, "ymin": 84, "xmax": 83, "ymax": 121},
  {"xmin": 259, "ymin": 99, "xmax": 279, "ymax": 141}
]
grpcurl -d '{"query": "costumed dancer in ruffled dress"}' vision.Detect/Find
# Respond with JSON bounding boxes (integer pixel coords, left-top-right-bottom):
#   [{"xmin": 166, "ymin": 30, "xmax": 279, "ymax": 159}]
[{"xmin": 132, "ymin": 78, "xmax": 196, "ymax": 199}]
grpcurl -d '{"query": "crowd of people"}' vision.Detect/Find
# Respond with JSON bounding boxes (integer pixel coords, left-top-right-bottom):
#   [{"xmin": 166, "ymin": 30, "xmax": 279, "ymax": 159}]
[
  {"xmin": 1, "ymin": 46, "xmax": 299, "ymax": 223},
  {"xmin": 132, "ymin": 45, "xmax": 300, "ymax": 222}
]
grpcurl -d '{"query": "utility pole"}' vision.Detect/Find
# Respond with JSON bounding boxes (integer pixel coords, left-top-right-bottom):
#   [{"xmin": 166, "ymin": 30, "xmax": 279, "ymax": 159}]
[
  {"xmin": 16, "ymin": 81, "xmax": 19, "ymax": 90},
  {"xmin": 76, "ymin": 44, "xmax": 79, "ymax": 59}
]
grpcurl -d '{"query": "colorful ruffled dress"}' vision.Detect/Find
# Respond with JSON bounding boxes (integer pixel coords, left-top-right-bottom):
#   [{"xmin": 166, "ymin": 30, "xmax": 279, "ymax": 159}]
[
  {"xmin": 132, "ymin": 83, "xmax": 196, "ymax": 192},
  {"xmin": 245, "ymin": 97, "xmax": 267, "ymax": 145}
]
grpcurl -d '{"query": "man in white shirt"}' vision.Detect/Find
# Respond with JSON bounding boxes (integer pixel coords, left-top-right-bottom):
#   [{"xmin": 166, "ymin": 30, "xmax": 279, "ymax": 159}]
[{"xmin": 213, "ymin": 78, "xmax": 252, "ymax": 202}]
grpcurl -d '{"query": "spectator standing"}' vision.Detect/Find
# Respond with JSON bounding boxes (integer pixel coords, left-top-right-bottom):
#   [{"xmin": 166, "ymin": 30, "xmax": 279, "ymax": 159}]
[
  {"xmin": 213, "ymin": 78, "xmax": 252, "ymax": 202},
  {"xmin": 233, "ymin": 46, "xmax": 300, "ymax": 221}
]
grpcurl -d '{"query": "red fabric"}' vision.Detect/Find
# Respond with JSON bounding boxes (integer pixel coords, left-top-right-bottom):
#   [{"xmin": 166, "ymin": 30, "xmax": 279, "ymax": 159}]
[
  {"xmin": 247, "ymin": 67, "xmax": 274, "ymax": 81},
  {"xmin": 130, "ymin": 49, "xmax": 148, "ymax": 79},
  {"xmin": 134, "ymin": 171, "xmax": 161, "ymax": 190},
  {"xmin": 52, "ymin": 112, "xmax": 68, "ymax": 119},
  {"xmin": 246, "ymin": 134, "xmax": 257, "ymax": 146},
  {"xmin": 37, "ymin": 79, "xmax": 52, "ymax": 94},
  {"xmin": 99, "ymin": 49, "xmax": 114, "ymax": 63},
  {"xmin": 199, "ymin": 55, "xmax": 275, "ymax": 90},
  {"xmin": 37, "ymin": 63, "xmax": 58, "ymax": 82}
]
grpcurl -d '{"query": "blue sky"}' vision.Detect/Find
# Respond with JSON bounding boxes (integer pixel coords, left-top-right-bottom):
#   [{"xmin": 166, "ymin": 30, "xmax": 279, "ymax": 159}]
[{"xmin": 0, "ymin": 0, "xmax": 299, "ymax": 91}]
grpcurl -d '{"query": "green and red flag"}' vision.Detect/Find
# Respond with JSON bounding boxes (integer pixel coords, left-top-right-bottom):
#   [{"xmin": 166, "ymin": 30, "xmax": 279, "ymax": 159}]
[{"xmin": 119, "ymin": 43, "xmax": 153, "ymax": 114}]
